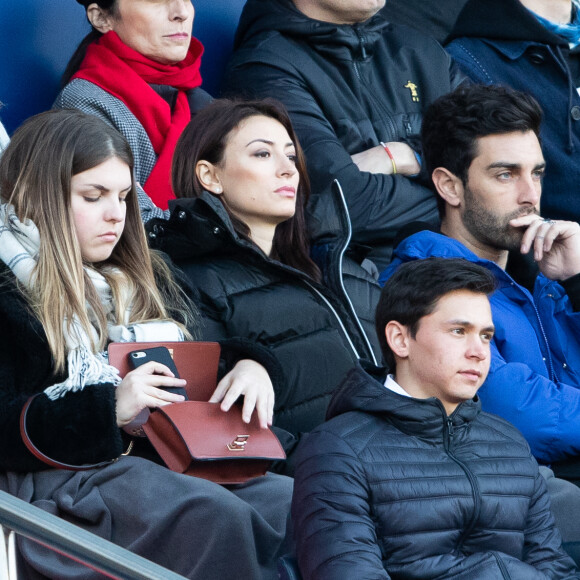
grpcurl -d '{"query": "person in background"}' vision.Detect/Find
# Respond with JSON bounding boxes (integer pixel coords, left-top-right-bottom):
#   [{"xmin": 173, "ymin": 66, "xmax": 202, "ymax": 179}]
[
  {"xmin": 223, "ymin": 0, "xmax": 465, "ymax": 272},
  {"xmin": 55, "ymin": 0, "xmax": 211, "ymax": 221},
  {"xmin": 292, "ymin": 258, "xmax": 579, "ymax": 579},
  {"xmin": 147, "ymin": 98, "xmax": 382, "ymax": 474},
  {"xmin": 446, "ymin": 0, "xmax": 580, "ymax": 224},
  {"xmin": 0, "ymin": 108, "xmax": 292, "ymax": 580}
]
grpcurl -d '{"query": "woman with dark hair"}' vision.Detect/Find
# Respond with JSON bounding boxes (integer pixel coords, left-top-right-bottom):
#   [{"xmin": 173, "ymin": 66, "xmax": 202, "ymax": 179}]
[
  {"xmin": 55, "ymin": 0, "xmax": 211, "ymax": 221},
  {"xmin": 0, "ymin": 108, "xmax": 292, "ymax": 579},
  {"xmin": 148, "ymin": 99, "xmax": 382, "ymax": 471}
]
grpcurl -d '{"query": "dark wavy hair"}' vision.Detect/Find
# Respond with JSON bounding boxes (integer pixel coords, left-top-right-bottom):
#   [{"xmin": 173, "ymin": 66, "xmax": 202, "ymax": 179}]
[
  {"xmin": 421, "ymin": 84, "xmax": 543, "ymax": 216},
  {"xmin": 62, "ymin": 0, "xmax": 119, "ymax": 86},
  {"xmin": 376, "ymin": 258, "xmax": 496, "ymax": 369},
  {"xmin": 172, "ymin": 98, "xmax": 321, "ymax": 282}
]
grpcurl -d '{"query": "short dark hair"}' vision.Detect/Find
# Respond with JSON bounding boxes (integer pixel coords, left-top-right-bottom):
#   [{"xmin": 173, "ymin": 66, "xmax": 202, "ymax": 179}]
[
  {"xmin": 376, "ymin": 258, "xmax": 496, "ymax": 369},
  {"xmin": 421, "ymin": 84, "xmax": 543, "ymax": 215}
]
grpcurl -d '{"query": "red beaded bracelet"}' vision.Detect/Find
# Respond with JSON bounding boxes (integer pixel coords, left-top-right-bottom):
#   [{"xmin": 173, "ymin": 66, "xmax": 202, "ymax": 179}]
[{"xmin": 380, "ymin": 142, "xmax": 397, "ymax": 174}]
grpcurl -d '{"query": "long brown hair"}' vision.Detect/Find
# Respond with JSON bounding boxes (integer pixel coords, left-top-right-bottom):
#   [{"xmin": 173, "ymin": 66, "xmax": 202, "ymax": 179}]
[
  {"xmin": 0, "ymin": 109, "xmax": 193, "ymax": 371},
  {"xmin": 172, "ymin": 98, "xmax": 321, "ymax": 282}
]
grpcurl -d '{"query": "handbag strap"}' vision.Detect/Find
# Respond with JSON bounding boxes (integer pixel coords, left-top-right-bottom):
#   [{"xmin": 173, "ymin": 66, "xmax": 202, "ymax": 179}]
[{"xmin": 20, "ymin": 394, "xmax": 118, "ymax": 471}]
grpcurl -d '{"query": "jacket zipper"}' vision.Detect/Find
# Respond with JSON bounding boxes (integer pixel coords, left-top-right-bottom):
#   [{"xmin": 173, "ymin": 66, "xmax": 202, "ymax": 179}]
[
  {"xmin": 492, "ymin": 552, "xmax": 511, "ymax": 579},
  {"xmin": 351, "ymin": 28, "xmax": 397, "ymax": 140},
  {"xmin": 444, "ymin": 415, "xmax": 482, "ymax": 553},
  {"xmin": 530, "ymin": 298, "xmax": 557, "ymax": 382},
  {"xmin": 331, "ymin": 180, "xmax": 379, "ymax": 365}
]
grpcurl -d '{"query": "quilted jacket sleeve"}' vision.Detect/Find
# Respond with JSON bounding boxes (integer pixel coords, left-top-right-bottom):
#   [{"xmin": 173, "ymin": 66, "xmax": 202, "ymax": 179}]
[
  {"xmin": 521, "ymin": 467, "xmax": 579, "ymax": 577},
  {"xmin": 292, "ymin": 429, "xmax": 390, "ymax": 579}
]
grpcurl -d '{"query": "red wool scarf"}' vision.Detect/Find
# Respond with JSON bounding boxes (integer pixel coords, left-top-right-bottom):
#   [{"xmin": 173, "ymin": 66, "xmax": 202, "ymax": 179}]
[{"xmin": 73, "ymin": 31, "xmax": 203, "ymax": 209}]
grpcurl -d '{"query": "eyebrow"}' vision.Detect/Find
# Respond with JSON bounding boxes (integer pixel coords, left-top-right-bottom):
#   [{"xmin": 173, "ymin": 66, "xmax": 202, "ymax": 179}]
[
  {"xmin": 81, "ymin": 184, "xmax": 133, "ymax": 193},
  {"xmin": 446, "ymin": 319, "xmax": 495, "ymax": 333},
  {"xmin": 486, "ymin": 161, "xmax": 546, "ymax": 172},
  {"xmin": 245, "ymin": 138, "xmax": 295, "ymax": 148}
]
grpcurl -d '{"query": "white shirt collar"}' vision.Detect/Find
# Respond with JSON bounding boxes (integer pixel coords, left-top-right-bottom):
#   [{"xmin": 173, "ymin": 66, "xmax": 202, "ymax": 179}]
[{"xmin": 384, "ymin": 374, "xmax": 412, "ymax": 398}]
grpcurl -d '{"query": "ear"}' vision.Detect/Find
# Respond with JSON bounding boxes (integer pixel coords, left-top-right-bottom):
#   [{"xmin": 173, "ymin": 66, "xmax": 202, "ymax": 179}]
[
  {"xmin": 195, "ymin": 160, "xmax": 223, "ymax": 195},
  {"xmin": 86, "ymin": 3, "xmax": 115, "ymax": 34},
  {"xmin": 385, "ymin": 321, "xmax": 410, "ymax": 360},
  {"xmin": 431, "ymin": 167, "xmax": 463, "ymax": 209}
]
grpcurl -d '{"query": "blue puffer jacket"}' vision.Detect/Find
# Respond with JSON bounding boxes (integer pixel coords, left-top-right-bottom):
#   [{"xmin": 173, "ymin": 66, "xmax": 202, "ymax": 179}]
[
  {"xmin": 292, "ymin": 365, "xmax": 579, "ymax": 579},
  {"xmin": 379, "ymin": 231, "xmax": 580, "ymax": 464},
  {"xmin": 445, "ymin": 0, "xmax": 580, "ymax": 223}
]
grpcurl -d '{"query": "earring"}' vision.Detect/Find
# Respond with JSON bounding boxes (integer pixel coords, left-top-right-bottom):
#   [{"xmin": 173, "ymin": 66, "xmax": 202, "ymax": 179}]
[{"xmin": 215, "ymin": 186, "xmax": 222, "ymax": 193}]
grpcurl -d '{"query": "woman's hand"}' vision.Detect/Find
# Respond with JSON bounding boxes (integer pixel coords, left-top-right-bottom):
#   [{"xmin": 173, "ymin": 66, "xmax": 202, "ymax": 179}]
[
  {"xmin": 115, "ymin": 362, "xmax": 186, "ymax": 427},
  {"xmin": 209, "ymin": 359, "xmax": 274, "ymax": 429}
]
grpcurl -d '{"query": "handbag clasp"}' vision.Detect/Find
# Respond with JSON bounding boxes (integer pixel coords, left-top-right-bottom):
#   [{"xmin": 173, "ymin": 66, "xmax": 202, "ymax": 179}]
[{"xmin": 227, "ymin": 435, "xmax": 250, "ymax": 451}]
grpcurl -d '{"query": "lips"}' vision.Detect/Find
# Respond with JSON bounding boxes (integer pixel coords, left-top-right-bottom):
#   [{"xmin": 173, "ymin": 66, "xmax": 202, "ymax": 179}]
[
  {"xmin": 165, "ymin": 33, "xmax": 190, "ymax": 40},
  {"xmin": 98, "ymin": 232, "xmax": 118, "ymax": 242},
  {"xmin": 459, "ymin": 370, "xmax": 482, "ymax": 381},
  {"xmin": 275, "ymin": 186, "xmax": 296, "ymax": 197}
]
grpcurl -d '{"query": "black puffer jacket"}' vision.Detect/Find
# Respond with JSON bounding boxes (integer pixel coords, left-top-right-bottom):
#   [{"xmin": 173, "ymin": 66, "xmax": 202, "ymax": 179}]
[
  {"xmin": 292, "ymin": 365, "xmax": 579, "ymax": 579},
  {"xmin": 147, "ymin": 194, "xmax": 381, "ymax": 445},
  {"xmin": 224, "ymin": 0, "xmax": 464, "ymax": 269}
]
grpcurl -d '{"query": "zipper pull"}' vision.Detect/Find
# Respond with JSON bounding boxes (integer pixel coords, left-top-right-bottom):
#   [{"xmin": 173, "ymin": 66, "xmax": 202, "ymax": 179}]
[
  {"xmin": 360, "ymin": 39, "xmax": 367, "ymax": 59},
  {"xmin": 447, "ymin": 418, "xmax": 455, "ymax": 437}
]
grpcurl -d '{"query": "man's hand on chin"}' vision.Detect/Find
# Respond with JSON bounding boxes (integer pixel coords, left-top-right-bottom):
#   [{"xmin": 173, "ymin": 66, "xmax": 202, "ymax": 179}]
[{"xmin": 511, "ymin": 214, "xmax": 580, "ymax": 280}]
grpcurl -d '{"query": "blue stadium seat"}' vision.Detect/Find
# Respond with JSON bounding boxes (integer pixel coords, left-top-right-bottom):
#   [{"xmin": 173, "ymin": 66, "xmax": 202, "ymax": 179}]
[{"xmin": 0, "ymin": 0, "xmax": 245, "ymax": 134}]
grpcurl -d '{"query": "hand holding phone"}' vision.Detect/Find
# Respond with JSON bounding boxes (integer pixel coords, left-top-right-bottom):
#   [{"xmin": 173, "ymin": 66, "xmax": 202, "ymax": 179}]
[{"xmin": 129, "ymin": 346, "xmax": 188, "ymax": 399}]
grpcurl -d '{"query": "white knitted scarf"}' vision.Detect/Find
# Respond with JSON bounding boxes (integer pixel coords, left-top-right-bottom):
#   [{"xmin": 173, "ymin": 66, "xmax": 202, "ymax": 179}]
[{"xmin": 0, "ymin": 203, "xmax": 183, "ymax": 399}]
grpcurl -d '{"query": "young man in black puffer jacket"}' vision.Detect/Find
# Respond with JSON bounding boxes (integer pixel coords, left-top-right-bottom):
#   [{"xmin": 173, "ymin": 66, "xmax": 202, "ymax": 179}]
[{"xmin": 292, "ymin": 257, "xmax": 579, "ymax": 579}]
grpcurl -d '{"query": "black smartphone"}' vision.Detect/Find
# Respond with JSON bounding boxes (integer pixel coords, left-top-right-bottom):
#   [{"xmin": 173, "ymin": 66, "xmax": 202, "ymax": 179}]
[{"xmin": 128, "ymin": 346, "xmax": 187, "ymax": 399}]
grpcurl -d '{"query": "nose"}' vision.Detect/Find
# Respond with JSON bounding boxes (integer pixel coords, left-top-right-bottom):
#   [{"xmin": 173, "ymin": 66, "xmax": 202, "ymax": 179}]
[
  {"xmin": 466, "ymin": 336, "xmax": 488, "ymax": 361},
  {"xmin": 105, "ymin": 197, "xmax": 125, "ymax": 223},
  {"xmin": 170, "ymin": 0, "xmax": 193, "ymax": 21},
  {"xmin": 518, "ymin": 175, "xmax": 541, "ymax": 207},
  {"xmin": 278, "ymin": 154, "xmax": 298, "ymax": 178}
]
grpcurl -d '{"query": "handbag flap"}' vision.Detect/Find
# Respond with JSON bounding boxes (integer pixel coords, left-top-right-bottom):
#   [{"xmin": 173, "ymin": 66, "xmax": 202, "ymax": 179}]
[
  {"xmin": 108, "ymin": 341, "xmax": 220, "ymax": 401},
  {"xmin": 144, "ymin": 402, "xmax": 285, "ymax": 464}
]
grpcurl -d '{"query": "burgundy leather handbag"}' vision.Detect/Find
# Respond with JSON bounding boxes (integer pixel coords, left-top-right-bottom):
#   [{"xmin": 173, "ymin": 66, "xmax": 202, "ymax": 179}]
[{"xmin": 20, "ymin": 342, "xmax": 285, "ymax": 485}]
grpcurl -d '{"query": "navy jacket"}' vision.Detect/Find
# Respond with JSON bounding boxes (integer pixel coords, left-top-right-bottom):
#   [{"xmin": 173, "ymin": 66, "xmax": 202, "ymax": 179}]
[
  {"xmin": 224, "ymin": 0, "xmax": 464, "ymax": 269},
  {"xmin": 380, "ymin": 230, "xmax": 580, "ymax": 464},
  {"xmin": 446, "ymin": 0, "xmax": 580, "ymax": 223},
  {"xmin": 292, "ymin": 365, "xmax": 578, "ymax": 579}
]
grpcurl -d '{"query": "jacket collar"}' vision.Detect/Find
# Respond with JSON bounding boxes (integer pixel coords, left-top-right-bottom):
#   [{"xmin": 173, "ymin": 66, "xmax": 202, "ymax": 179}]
[
  {"xmin": 234, "ymin": 0, "xmax": 389, "ymax": 57},
  {"xmin": 148, "ymin": 192, "xmax": 317, "ymax": 283},
  {"xmin": 148, "ymin": 192, "xmax": 253, "ymax": 261},
  {"xmin": 391, "ymin": 230, "xmax": 508, "ymax": 277},
  {"xmin": 327, "ymin": 364, "xmax": 481, "ymax": 439}
]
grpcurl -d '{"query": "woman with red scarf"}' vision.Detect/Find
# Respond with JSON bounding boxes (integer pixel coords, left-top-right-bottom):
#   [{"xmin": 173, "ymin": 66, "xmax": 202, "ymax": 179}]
[{"xmin": 55, "ymin": 0, "xmax": 210, "ymax": 221}]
